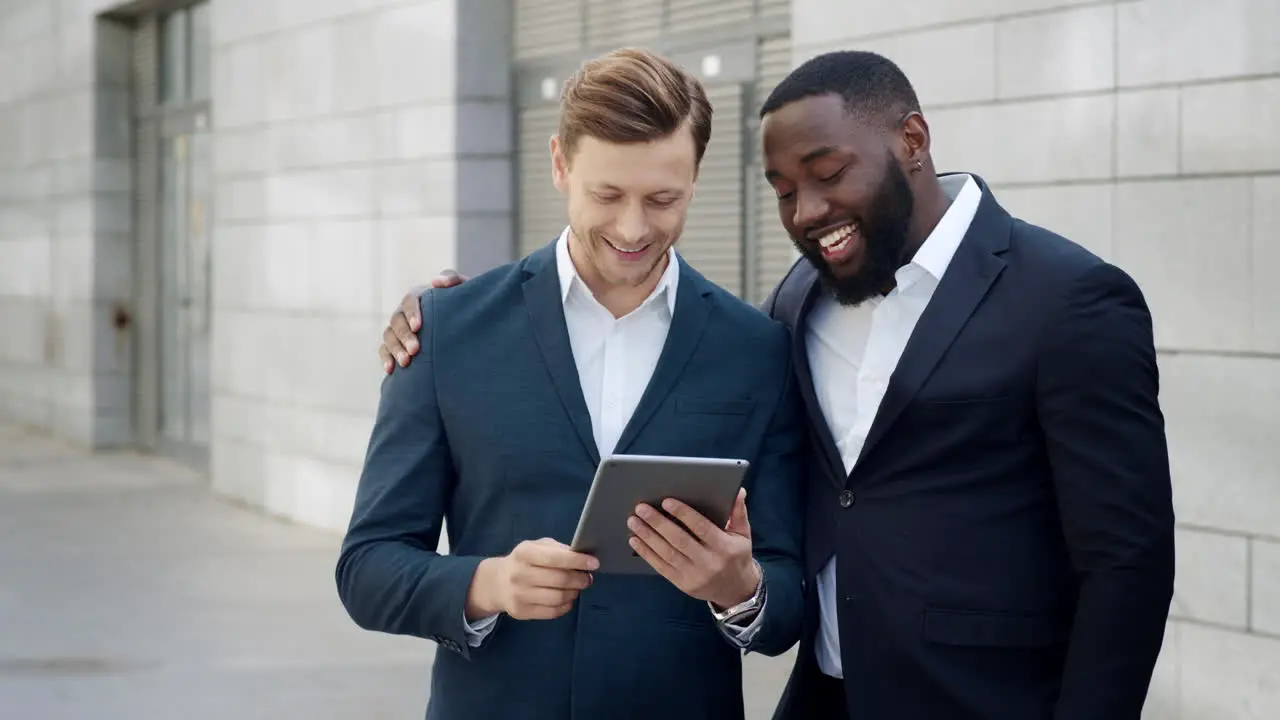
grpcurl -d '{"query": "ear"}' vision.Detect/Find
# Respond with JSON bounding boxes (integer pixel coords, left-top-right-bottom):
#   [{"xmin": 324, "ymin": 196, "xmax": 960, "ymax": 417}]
[
  {"xmin": 900, "ymin": 111, "xmax": 931, "ymax": 168},
  {"xmin": 550, "ymin": 134, "xmax": 569, "ymax": 193}
]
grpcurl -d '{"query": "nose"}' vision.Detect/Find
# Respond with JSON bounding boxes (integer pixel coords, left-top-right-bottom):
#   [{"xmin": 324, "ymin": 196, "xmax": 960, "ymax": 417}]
[
  {"xmin": 615, "ymin": 201, "xmax": 649, "ymax": 245},
  {"xmin": 792, "ymin": 190, "xmax": 830, "ymax": 233}
]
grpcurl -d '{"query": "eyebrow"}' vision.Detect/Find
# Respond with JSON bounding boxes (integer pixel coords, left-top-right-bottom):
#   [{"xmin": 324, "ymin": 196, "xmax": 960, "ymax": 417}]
[{"xmin": 764, "ymin": 145, "xmax": 840, "ymax": 182}]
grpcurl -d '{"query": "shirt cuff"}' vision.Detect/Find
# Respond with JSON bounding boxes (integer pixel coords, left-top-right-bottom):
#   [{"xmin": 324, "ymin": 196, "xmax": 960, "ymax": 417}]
[{"xmin": 462, "ymin": 611, "xmax": 500, "ymax": 647}]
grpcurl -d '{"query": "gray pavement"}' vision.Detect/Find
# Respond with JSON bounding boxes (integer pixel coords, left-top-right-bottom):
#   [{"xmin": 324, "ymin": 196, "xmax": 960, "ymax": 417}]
[{"xmin": 0, "ymin": 424, "xmax": 796, "ymax": 719}]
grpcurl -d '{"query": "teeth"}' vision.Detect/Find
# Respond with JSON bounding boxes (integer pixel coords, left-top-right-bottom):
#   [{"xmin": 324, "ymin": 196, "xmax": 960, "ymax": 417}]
[
  {"xmin": 607, "ymin": 239, "xmax": 645, "ymax": 254},
  {"xmin": 818, "ymin": 224, "xmax": 857, "ymax": 250}
]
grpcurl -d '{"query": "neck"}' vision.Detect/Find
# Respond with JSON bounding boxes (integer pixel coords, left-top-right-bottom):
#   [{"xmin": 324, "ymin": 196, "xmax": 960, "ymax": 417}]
[
  {"xmin": 875, "ymin": 175, "xmax": 951, "ymax": 296},
  {"xmin": 567, "ymin": 230, "xmax": 669, "ymax": 318}
]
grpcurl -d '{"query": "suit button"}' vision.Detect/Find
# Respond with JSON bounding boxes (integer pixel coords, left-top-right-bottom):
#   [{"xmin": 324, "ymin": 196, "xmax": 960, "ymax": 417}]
[{"xmin": 839, "ymin": 490, "xmax": 855, "ymax": 508}]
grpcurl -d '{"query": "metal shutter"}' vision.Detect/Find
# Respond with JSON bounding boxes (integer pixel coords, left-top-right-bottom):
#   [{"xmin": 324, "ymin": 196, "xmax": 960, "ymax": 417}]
[
  {"xmin": 666, "ymin": 0, "xmax": 753, "ymax": 33},
  {"xmin": 678, "ymin": 83, "xmax": 743, "ymax": 296},
  {"xmin": 751, "ymin": 34, "xmax": 795, "ymax": 304},
  {"xmin": 758, "ymin": 0, "xmax": 789, "ymax": 23},
  {"xmin": 585, "ymin": 0, "xmax": 661, "ymax": 48},
  {"xmin": 515, "ymin": 0, "xmax": 583, "ymax": 61},
  {"xmin": 516, "ymin": 105, "xmax": 564, "ymax": 259}
]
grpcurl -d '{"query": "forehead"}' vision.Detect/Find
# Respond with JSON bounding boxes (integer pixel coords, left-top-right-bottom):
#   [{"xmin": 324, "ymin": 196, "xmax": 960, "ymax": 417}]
[
  {"xmin": 760, "ymin": 94, "xmax": 880, "ymax": 164},
  {"xmin": 569, "ymin": 129, "xmax": 697, "ymax": 189}
]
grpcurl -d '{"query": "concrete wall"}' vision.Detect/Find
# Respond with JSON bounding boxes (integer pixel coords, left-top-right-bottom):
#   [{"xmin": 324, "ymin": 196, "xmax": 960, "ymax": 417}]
[
  {"xmin": 206, "ymin": 0, "xmax": 513, "ymax": 530},
  {"xmin": 0, "ymin": 0, "xmax": 134, "ymax": 447},
  {"xmin": 792, "ymin": 0, "xmax": 1280, "ymax": 716}
]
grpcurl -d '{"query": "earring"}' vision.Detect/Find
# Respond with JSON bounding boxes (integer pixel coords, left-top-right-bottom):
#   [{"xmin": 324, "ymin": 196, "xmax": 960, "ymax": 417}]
[{"xmin": 913, "ymin": 160, "xmax": 924, "ymax": 172}]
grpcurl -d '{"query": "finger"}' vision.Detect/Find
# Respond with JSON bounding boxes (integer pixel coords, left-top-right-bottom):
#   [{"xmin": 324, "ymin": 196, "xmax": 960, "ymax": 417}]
[
  {"xmin": 400, "ymin": 290, "xmax": 424, "ymax": 332},
  {"xmin": 521, "ymin": 565, "xmax": 593, "ymax": 591},
  {"xmin": 655, "ymin": 498, "xmax": 722, "ymax": 547},
  {"xmin": 382, "ymin": 325, "xmax": 411, "ymax": 367},
  {"xmin": 390, "ymin": 312, "xmax": 420, "ymax": 358},
  {"xmin": 519, "ymin": 585, "xmax": 582, "ymax": 608},
  {"xmin": 629, "ymin": 510, "xmax": 696, "ymax": 567},
  {"xmin": 378, "ymin": 346, "xmax": 394, "ymax": 374},
  {"xmin": 524, "ymin": 541, "xmax": 600, "ymax": 572},
  {"xmin": 725, "ymin": 488, "xmax": 751, "ymax": 538},
  {"xmin": 630, "ymin": 535, "xmax": 678, "ymax": 578}
]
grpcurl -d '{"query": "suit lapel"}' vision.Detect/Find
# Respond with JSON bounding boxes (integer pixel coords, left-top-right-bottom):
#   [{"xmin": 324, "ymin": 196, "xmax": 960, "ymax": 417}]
[
  {"xmin": 611, "ymin": 259, "xmax": 711, "ymax": 455},
  {"xmin": 854, "ymin": 186, "xmax": 1012, "ymax": 469},
  {"xmin": 521, "ymin": 244, "xmax": 600, "ymax": 466},
  {"xmin": 781, "ymin": 264, "xmax": 847, "ymax": 489}
]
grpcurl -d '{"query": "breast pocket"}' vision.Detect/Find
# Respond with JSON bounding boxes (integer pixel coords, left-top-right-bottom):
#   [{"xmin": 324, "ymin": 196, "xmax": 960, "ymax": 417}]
[
  {"xmin": 666, "ymin": 397, "xmax": 757, "ymax": 456},
  {"xmin": 903, "ymin": 395, "xmax": 1025, "ymax": 446}
]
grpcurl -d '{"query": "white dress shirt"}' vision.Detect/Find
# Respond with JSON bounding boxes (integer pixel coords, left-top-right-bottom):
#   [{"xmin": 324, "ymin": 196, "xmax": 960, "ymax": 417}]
[
  {"xmin": 806, "ymin": 174, "xmax": 982, "ymax": 677},
  {"xmin": 465, "ymin": 227, "xmax": 762, "ymax": 646}
]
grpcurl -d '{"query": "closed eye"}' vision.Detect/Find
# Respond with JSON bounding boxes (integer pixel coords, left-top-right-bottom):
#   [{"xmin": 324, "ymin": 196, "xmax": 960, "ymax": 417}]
[{"xmin": 818, "ymin": 166, "xmax": 848, "ymax": 183}]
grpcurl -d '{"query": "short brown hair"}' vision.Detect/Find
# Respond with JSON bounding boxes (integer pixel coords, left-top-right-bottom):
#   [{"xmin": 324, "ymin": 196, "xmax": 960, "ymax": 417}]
[{"xmin": 558, "ymin": 47, "xmax": 713, "ymax": 166}]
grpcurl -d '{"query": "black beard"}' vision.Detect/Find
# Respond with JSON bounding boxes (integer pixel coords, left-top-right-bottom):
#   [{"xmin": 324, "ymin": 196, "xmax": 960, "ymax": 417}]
[{"xmin": 796, "ymin": 156, "xmax": 915, "ymax": 306}]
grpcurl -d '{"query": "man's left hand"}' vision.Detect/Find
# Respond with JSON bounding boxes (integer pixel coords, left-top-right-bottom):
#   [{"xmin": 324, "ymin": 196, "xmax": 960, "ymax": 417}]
[{"xmin": 628, "ymin": 488, "xmax": 760, "ymax": 610}]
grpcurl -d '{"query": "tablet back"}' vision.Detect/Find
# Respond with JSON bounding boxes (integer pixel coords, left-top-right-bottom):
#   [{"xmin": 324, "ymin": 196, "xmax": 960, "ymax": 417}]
[{"xmin": 570, "ymin": 454, "xmax": 749, "ymax": 574}]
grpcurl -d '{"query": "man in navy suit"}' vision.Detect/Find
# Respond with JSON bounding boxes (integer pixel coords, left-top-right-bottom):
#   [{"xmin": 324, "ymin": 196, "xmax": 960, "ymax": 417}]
[
  {"xmin": 378, "ymin": 51, "xmax": 1175, "ymax": 719},
  {"xmin": 336, "ymin": 48, "xmax": 806, "ymax": 720}
]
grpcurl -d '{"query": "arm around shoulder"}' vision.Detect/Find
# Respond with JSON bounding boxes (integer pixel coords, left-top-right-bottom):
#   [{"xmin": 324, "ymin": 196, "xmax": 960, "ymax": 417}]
[
  {"xmin": 1035, "ymin": 262, "xmax": 1175, "ymax": 719},
  {"xmin": 335, "ymin": 290, "xmax": 490, "ymax": 658}
]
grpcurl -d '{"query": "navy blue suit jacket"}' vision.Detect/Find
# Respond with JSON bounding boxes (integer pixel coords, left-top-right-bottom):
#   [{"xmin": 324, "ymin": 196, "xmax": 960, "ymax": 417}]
[
  {"xmin": 766, "ymin": 175, "xmax": 1175, "ymax": 720},
  {"xmin": 336, "ymin": 242, "xmax": 807, "ymax": 720}
]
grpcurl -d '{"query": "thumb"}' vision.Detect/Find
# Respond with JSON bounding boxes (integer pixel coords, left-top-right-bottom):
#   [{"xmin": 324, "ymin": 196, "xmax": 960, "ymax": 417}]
[{"xmin": 726, "ymin": 487, "xmax": 750, "ymax": 537}]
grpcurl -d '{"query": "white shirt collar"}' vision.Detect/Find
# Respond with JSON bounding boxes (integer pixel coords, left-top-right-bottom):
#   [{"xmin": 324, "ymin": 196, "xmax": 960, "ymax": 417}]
[
  {"xmin": 897, "ymin": 173, "xmax": 982, "ymax": 289},
  {"xmin": 554, "ymin": 226, "xmax": 680, "ymax": 316}
]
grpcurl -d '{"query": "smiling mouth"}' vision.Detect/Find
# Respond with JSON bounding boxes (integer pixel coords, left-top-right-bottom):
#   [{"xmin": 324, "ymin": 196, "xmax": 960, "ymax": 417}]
[
  {"xmin": 604, "ymin": 237, "xmax": 649, "ymax": 257},
  {"xmin": 813, "ymin": 223, "xmax": 859, "ymax": 258}
]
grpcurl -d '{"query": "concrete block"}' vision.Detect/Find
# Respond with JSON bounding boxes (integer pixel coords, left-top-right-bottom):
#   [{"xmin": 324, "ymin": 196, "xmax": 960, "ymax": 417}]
[
  {"xmin": 1169, "ymin": 528, "xmax": 1249, "ymax": 629},
  {"xmin": 1176, "ymin": 622, "xmax": 1280, "ymax": 719},
  {"xmin": 1253, "ymin": 540, "xmax": 1280, "ymax": 635},
  {"xmin": 265, "ymin": 168, "xmax": 374, "ymax": 220},
  {"xmin": 457, "ymin": 101, "xmax": 514, "ymax": 156},
  {"xmin": 1159, "ymin": 354, "xmax": 1280, "ymax": 540},
  {"xmin": 1254, "ymin": 178, "xmax": 1280, "ymax": 354},
  {"xmin": 94, "ymin": 17, "xmax": 132, "ymax": 88},
  {"xmin": 456, "ymin": 0, "xmax": 511, "ymax": 100},
  {"xmin": 93, "ymin": 233, "xmax": 133, "ymax": 303},
  {"xmin": 1182, "ymin": 78, "xmax": 1280, "ymax": 175},
  {"xmin": 0, "ymin": 238, "xmax": 53, "ymax": 298},
  {"xmin": 211, "ymin": 311, "xmax": 297, "ymax": 404},
  {"xmin": 1118, "ymin": 0, "xmax": 1280, "ymax": 87},
  {"xmin": 0, "ymin": 298, "xmax": 46, "ymax": 364},
  {"xmin": 996, "ymin": 4, "xmax": 1114, "ymax": 99},
  {"xmin": 373, "ymin": 159, "xmax": 458, "ymax": 217},
  {"xmin": 308, "ymin": 219, "xmax": 378, "ymax": 315},
  {"xmin": 793, "ymin": 0, "xmax": 1101, "ymax": 46},
  {"xmin": 371, "ymin": 1, "xmax": 456, "ymax": 108},
  {"xmin": 94, "ymin": 159, "xmax": 132, "ymax": 194},
  {"xmin": 0, "ymin": 0, "xmax": 54, "ymax": 44},
  {"xmin": 291, "ymin": 315, "xmax": 383, "ymax": 416},
  {"xmin": 210, "ymin": 436, "xmax": 269, "ymax": 510},
  {"xmin": 265, "ymin": 25, "xmax": 338, "ymax": 123},
  {"xmin": 216, "ymin": 177, "xmax": 268, "ymax": 222},
  {"xmin": 928, "ymin": 94, "xmax": 1112, "ymax": 184},
  {"xmin": 49, "ymin": 235, "xmax": 92, "ymax": 302},
  {"xmin": 270, "ymin": 115, "xmax": 378, "ymax": 171},
  {"xmin": 376, "ymin": 217, "xmax": 457, "ymax": 312},
  {"xmin": 846, "ymin": 23, "xmax": 996, "ymax": 107},
  {"xmin": 209, "ymin": 0, "xmax": 276, "ymax": 47},
  {"xmin": 456, "ymin": 214, "xmax": 515, "ymax": 277},
  {"xmin": 94, "ymin": 85, "xmax": 132, "ymax": 159},
  {"xmin": 332, "ymin": 13, "xmax": 380, "ymax": 114},
  {"xmin": 262, "ymin": 450, "xmax": 361, "ymax": 533},
  {"xmin": 215, "ymin": 223, "xmax": 311, "ymax": 311},
  {"xmin": 992, "ymin": 182, "xmax": 1112, "ymax": 261},
  {"xmin": 215, "ymin": 394, "xmax": 373, "ymax": 469},
  {"xmin": 213, "ymin": 41, "xmax": 267, "ymax": 129},
  {"xmin": 213, "ymin": 129, "xmax": 271, "ymax": 178},
  {"xmin": 1116, "ymin": 88, "xmax": 1179, "ymax": 178},
  {"xmin": 1113, "ymin": 179, "xmax": 1252, "ymax": 351},
  {"xmin": 456, "ymin": 158, "xmax": 512, "ymax": 214},
  {"xmin": 375, "ymin": 103, "xmax": 455, "ymax": 161}
]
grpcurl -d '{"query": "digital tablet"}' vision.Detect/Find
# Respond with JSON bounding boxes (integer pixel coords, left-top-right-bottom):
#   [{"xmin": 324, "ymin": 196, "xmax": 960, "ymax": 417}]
[{"xmin": 570, "ymin": 454, "xmax": 749, "ymax": 575}]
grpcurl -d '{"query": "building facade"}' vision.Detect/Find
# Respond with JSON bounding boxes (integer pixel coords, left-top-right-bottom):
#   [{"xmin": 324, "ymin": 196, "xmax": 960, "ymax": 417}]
[{"xmin": 0, "ymin": 0, "xmax": 1276, "ymax": 715}]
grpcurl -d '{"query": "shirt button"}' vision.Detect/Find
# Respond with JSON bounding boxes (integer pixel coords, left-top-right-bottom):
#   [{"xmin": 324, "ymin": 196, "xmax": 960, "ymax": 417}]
[{"xmin": 839, "ymin": 490, "xmax": 855, "ymax": 508}]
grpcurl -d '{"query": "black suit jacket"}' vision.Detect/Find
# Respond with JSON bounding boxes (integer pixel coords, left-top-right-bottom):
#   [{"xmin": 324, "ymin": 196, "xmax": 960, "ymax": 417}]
[
  {"xmin": 767, "ymin": 174, "xmax": 1175, "ymax": 720},
  {"xmin": 336, "ymin": 242, "xmax": 807, "ymax": 720}
]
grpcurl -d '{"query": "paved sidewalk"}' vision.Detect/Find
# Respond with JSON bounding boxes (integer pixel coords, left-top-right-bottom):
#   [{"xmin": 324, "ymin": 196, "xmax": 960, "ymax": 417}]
[{"xmin": 0, "ymin": 425, "xmax": 795, "ymax": 719}]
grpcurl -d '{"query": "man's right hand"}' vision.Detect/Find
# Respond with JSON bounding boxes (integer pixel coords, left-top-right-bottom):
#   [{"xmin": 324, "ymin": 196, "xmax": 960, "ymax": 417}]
[
  {"xmin": 466, "ymin": 538, "xmax": 599, "ymax": 621},
  {"xmin": 379, "ymin": 269, "xmax": 471, "ymax": 374}
]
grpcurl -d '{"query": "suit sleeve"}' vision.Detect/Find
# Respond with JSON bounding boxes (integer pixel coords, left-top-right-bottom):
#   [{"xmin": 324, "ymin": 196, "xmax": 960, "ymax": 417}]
[
  {"xmin": 1035, "ymin": 263, "xmax": 1176, "ymax": 719},
  {"xmin": 335, "ymin": 290, "xmax": 489, "ymax": 659},
  {"xmin": 738, "ymin": 330, "xmax": 808, "ymax": 656}
]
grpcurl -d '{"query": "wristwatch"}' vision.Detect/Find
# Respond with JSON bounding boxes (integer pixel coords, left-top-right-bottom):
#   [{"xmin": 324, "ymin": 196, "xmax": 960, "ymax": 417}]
[{"xmin": 710, "ymin": 560, "xmax": 766, "ymax": 625}]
